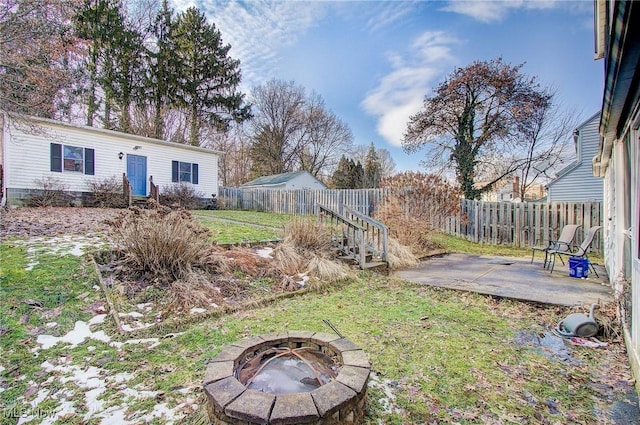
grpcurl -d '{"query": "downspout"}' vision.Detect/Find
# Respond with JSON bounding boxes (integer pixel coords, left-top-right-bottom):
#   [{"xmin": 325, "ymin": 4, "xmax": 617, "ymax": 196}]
[{"xmin": 0, "ymin": 111, "xmax": 7, "ymax": 208}]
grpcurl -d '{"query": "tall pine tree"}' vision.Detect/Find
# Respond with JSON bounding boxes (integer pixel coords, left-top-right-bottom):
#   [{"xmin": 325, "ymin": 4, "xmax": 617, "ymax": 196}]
[
  {"xmin": 364, "ymin": 142, "xmax": 382, "ymax": 188},
  {"xmin": 172, "ymin": 7, "xmax": 250, "ymax": 146}
]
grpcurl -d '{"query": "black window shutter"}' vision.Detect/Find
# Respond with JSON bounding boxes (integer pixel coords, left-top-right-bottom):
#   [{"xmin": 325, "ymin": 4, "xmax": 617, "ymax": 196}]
[
  {"xmin": 50, "ymin": 143, "xmax": 62, "ymax": 172},
  {"xmin": 172, "ymin": 160, "xmax": 179, "ymax": 182},
  {"xmin": 84, "ymin": 148, "xmax": 95, "ymax": 175},
  {"xmin": 192, "ymin": 163, "xmax": 199, "ymax": 184}
]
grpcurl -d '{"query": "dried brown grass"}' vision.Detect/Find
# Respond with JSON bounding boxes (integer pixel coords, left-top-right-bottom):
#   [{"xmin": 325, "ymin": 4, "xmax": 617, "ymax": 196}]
[
  {"xmin": 283, "ymin": 219, "xmax": 332, "ymax": 255},
  {"xmin": 108, "ymin": 206, "xmax": 215, "ymax": 284},
  {"xmin": 386, "ymin": 238, "xmax": 419, "ymax": 269},
  {"xmin": 270, "ymin": 219, "xmax": 352, "ymax": 289},
  {"xmin": 305, "ymin": 256, "xmax": 349, "ymax": 289},
  {"xmin": 272, "ymin": 242, "xmax": 305, "ymax": 275}
]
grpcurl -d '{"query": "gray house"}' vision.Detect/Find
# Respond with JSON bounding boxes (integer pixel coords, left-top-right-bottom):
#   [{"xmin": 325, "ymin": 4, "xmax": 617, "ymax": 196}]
[
  {"xmin": 546, "ymin": 112, "xmax": 603, "ymax": 202},
  {"xmin": 241, "ymin": 171, "xmax": 326, "ymax": 190}
]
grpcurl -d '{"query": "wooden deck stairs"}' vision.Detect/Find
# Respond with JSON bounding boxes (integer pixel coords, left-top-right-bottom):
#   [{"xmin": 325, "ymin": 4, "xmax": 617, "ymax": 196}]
[{"xmin": 317, "ymin": 204, "xmax": 388, "ymax": 271}]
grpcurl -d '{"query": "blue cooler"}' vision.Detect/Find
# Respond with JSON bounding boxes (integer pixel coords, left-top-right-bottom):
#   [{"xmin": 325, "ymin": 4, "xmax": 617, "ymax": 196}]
[{"xmin": 569, "ymin": 257, "xmax": 589, "ymax": 278}]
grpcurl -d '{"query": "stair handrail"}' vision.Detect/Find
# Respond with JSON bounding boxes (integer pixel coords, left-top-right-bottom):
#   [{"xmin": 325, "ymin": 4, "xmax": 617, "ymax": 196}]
[
  {"xmin": 317, "ymin": 204, "xmax": 367, "ymax": 268},
  {"xmin": 122, "ymin": 173, "xmax": 132, "ymax": 207},
  {"xmin": 344, "ymin": 206, "xmax": 388, "ymax": 263},
  {"xmin": 149, "ymin": 176, "xmax": 159, "ymax": 204}
]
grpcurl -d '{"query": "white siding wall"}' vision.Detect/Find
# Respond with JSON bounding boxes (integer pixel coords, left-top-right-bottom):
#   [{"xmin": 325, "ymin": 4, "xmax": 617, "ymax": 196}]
[
  {"xmin": 284, "ymin": 173, "xmax": 326, "ymax": 190},
  {"xmin": 3, "ymin": 117, "xmax": 218, "ymax": 199},
  {"xmin": 547, "ymin": 114, "xmax": 604, "ymax": 202}
]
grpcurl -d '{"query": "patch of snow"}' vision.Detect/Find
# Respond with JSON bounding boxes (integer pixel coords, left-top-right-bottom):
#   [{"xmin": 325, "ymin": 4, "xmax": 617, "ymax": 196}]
[
  {"xmin": 29, "ymin": 387, "xmax": 51, "ymax": 408},
  {"xmin": 120, "ymin": 322, "xmax": 153, "ymax": 332},
  {"xmin": 0, "ymin": 365, "xmax": 5, "ymax": 373},
  {"xmin": 119, "ymin": 311, "xmax": 144, "ymax": 318},
  {"xmin": 111, "ymin": 338, "xmax": 160, "ymax": 350},
  {"xmin": 45, "ymin": 322, "xmax": 59, "ymax": 328},
  {"xmin": 88, "ymin": 314, "xmax": 107, "ymax": 325},
  {"xmin": 136, "ymin": 303, "xmax": 153, "ymax": 312},
  {"xmin": 368, "ymin": 372, "xmax": 402, "ymax": 415},
  {"xmin": 92, "ymin": 285, "xmax": 100, "ymax": 290},
  {"xmin": 190, "ymin": 307, "xmax": 207, "ymax": 314},
  {"xmin": 35, "ymin": 321, "xmax": 110, "ymax": 350},
  {"xmin": 297, "ymin": 273, "xmax": 309, "ymax": 287},
  {"xmin": 255, "ymin": 247, "xmax": 274, "ymax": 259}
]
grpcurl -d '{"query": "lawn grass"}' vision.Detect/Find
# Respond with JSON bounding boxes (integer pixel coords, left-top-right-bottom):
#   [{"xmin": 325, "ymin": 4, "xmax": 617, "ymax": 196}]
[
  {"xmin": 0, "ymin": 211, "xmax": 623, "ymax": 424},
  {"xmin": 195, "ymin": 210, "xmax": 299, "ymax": 228}
]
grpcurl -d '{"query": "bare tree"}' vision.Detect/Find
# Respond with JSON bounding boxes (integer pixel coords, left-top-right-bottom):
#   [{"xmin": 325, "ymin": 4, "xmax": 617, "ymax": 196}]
[
  {"xmin": 403, "ymin": 58, "xmax": 551, "ymax": 200},
  {"xmin": 248, "ymin": 79, "xmax": 353, "ymax": 179},
  {"xmin": 298, "ymin": 93, "xmax": 353, "ymax": 181},
  {"xmin": 514, "ymin": 100, "xmax": 578, "ymax": 200},
  {"xmin": 350, "ymin": 144, "xmax": 396, "ymax": 178},
  {"xmin": 202, "ymin": 123, "xmax": 253, "ymax": 187},
  {"xmin": 0, "ymin": 0, "xmax": 82, "ymax": 117}
]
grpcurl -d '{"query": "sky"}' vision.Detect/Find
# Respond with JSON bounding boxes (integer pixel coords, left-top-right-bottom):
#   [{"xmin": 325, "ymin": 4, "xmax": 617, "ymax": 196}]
[{"xmin": 170, "ymin": 0, "xmax": 603, "ymax": 172}]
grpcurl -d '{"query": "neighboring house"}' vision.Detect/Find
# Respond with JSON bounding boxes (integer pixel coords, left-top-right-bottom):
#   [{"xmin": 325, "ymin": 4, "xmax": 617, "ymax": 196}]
[
  {"xmin": 0, "ymin": 112, "xmax": 220, "ymax": 206},
  {"xmin": 480, "ymin": 176, "xmax": 546, "ymax": 202},
  {"xmin": 592, "ymin": 1, "xmax": 640, "ymax": 392},
  {"xmin": 241, "ymin": 171, "xmax": 326, "ymax": 190},
  {"xmin": 546, "ymin": 112, "xmax": 604, "ymax": 202}
]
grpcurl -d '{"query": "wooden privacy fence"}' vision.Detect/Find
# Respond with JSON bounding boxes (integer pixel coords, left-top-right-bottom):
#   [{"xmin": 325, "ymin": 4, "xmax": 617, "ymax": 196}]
[
  {"xmin": 218, "ymin": 187, "xmax": 603, "ymax": 253},
  {"xmin": 449, "ymin": 200, "xmax": 603, "ymax": 253},
  {"xmin": 219, "ymin": 187, "xmax": 386, "ymax": 215}
]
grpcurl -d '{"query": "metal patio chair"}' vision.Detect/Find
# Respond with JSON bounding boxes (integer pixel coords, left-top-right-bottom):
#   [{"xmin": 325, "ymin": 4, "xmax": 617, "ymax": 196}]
[
  {"xmin": 548, "ymin": 225, "xmax": 603, "ymax": 277},
  {"xmin": 531, "ymin": 224, "xmax": 582, "ymax": 268}
]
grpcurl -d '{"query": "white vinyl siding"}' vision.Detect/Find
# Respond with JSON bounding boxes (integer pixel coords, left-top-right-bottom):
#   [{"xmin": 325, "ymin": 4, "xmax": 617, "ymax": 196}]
[
  {"xmin": 2, "ymin": 115, "xmax": 219, "ymax": 199},
  {"xmin": 547, "ymin": 113, "xmax": 604, "ymax": 202}
]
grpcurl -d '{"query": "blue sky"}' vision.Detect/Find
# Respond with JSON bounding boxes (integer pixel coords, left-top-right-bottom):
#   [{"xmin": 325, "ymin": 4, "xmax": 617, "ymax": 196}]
[{"xmin": 171, "ymin": 0, "xmax": 603, "ymax": 171}]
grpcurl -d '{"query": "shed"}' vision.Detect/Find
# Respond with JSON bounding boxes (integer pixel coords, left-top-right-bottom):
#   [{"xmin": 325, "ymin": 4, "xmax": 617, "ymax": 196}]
[
  {"xmin": 0, "ymin": 112, "xmax": 220, "ymax": 206},
  {"xmin": 241, "ymin": 171, "xmax": 326, "ymax": 190}
]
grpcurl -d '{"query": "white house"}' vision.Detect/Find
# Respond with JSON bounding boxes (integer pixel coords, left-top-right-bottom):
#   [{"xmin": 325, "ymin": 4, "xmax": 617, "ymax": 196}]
[
  {"xmin": 0, "ymin": 112, "xmax": 221, "ymax": 206},
  {"xmin": 241, "ymin": 171, "xmax": 326, "ymax": 190},
  {"xmin": 592, "ymin": 0, "xmax": 640, "ymax": 392},
  {"xmin": 546, "ymin": 112, "xmax": 604, "ymax": 202}
]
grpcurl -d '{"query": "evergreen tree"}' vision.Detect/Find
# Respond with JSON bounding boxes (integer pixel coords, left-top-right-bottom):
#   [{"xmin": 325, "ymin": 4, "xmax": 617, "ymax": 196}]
[
  {"xmin": 171, "ymin": 7, "xmax": 250, "ymax": 145},
  {"xmin": 147, "ymin": 0, "xmax": 175, "ymax": 139},
  {"xmin": 364, "ymin": 142, "xmax": 382, "ymax": 188},
  {"xmin": 74, "ymin": 0, "xmax": 124, "ymax": 126},
  {"xmin": 330, "ymin": 156, "xmax": 352, "ymax": 189},
  {"xmin": 353, "ymin": 160, "xmax": 365, "ymax": 189}
]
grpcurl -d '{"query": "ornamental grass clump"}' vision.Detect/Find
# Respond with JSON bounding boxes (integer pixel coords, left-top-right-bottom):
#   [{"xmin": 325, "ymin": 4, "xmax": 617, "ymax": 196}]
[
  {"xmin": 272, "ymin": 219, "xmax": 351, "ymax": 289},
  {"xmin": 108, "ymin": 206, "xmax": 225, "ymax": 284}
]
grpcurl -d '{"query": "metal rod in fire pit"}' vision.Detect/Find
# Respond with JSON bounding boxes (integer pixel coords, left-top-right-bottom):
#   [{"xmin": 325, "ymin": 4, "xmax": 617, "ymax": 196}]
[{"xmin": 323, "ymin": 319, "xmax": 344, "ymax": 338}]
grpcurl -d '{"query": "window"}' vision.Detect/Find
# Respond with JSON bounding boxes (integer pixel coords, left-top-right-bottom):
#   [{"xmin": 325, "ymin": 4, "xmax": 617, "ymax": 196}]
[
  {"xmin": 64, "ymin": 146, "xmax": 83, "ymax": 172},
  {"xmin": 172, "ymin": 161, "xmax": 199, "ymax": 184},
  {"xmin": 50, "ymin": 143, "xmax": 94, "ymax": 175}
]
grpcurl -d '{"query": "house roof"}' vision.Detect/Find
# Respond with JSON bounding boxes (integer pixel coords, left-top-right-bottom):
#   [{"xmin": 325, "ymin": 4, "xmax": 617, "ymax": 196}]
[
  {"xmin": 547, "ymin": 112, "xmax": 600, "ymax": 187},
  {"xmin": 242, "ymin": 171, "xmax": 311, "ymax": 187},
  {"xmin": 2, "ymin": 111, "xmax": 223, "ymax": 156}
]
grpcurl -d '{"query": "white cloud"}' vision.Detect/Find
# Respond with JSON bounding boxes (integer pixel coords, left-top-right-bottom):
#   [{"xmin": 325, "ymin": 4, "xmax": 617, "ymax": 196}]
[
  {"xmin": 441, "ymin": 0, "xmax": 558, "ymax": 23},
  {"xmin": 177, "ymin": 1, "xmax": 326, "ymax": 88},
  {"xmin": 361, "ymin": 31, "xmax": 458, "ymax": 147}
]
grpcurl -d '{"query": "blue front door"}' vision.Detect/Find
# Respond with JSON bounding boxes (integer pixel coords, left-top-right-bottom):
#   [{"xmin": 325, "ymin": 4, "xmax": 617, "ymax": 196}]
[{"xmin": 126, "ymin": 154, "xmax": 147, "ymax": 196}]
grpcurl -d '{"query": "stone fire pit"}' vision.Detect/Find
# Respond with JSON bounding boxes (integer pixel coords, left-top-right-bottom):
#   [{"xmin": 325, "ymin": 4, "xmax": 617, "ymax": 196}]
[{"xmin": 204, "ymin": 331, "xmax": 371, "ymax": 424}]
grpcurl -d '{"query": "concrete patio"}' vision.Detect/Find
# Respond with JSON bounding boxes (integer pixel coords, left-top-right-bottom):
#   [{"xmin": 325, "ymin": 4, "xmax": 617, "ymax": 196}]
[{"xmin": 393, "ymin": 253, "xmax": 612, "ymax": 306}]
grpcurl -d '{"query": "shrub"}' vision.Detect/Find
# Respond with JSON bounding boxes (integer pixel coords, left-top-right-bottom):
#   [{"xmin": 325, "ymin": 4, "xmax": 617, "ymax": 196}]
[
  {"xmin": 86, "ymin": 175, "xmax": 126, "ymax": 208},
  {"xmin": 376, "ymin": 172, "xmax": 461, "ymax": 252},
  {"xmin": 160, "ymin": 183, "xmax": 205, "ymax": 209},
  {"xmin": 28, "ymin": 177, "xmax": 69, "ymax": 207},
  {"xmin": 282, "ymin": 219, "xmax": 332, "ymax": 255}
]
